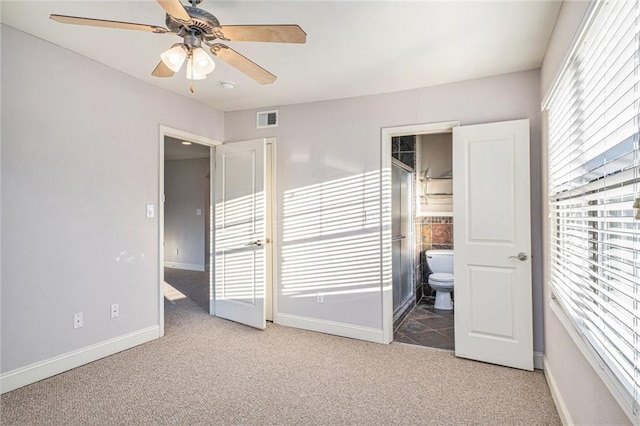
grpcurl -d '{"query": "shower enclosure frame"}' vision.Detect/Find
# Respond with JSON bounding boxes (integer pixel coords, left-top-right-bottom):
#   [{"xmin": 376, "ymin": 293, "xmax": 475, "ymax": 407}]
[{"xmin": 391, "ymin": 158, "xmax": 415, "ymax": 323}]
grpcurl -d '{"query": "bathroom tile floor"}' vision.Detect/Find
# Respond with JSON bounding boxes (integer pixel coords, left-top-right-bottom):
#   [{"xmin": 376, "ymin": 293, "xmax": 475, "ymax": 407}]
[{"xmin": 394, "ymin": 300, "xmax": 454, "ymax": 350}]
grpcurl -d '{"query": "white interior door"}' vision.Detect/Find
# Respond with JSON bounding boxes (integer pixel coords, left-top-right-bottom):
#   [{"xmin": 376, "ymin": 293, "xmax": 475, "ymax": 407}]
[
  {"xmin": 453, "ymin": 119, "xmax": 533, "ymax": 370},
  {"xmin": 214, "ymin": 139, "xmax": 266, "ymax": 330}
]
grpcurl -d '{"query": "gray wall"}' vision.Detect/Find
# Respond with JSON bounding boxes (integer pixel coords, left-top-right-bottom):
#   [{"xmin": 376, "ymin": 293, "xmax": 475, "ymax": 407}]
[
  {"xmin": 417, "ymin": 133, "xmax": 453, "ymax": 214},
  {"xmin": 164, "ymin": 157, "xmax": 209, "ymax": 270},
  {"xmin": 225, "ymin": 69, "xmax": 544, "ymax": 350},
  {"xmin": 1, "ymin": 25, "xmax": 224, "ymax": 373},
  {"xmin": 539, "ymin": 2, "xmax": 629, "ymax": 423}
]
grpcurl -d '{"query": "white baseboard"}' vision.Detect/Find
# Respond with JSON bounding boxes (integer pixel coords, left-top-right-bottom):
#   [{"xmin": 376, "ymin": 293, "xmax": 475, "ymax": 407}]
[
  {"xmin": 164, "ymin": 262, "xmax": 204, "ymax": 272},
  {"xmin": 534, "ymin": 351, "xmax": 544, "ymax": 370},
  {"xmin": 276, "ymin": 313, "xmax": 385, "ymax": 344},
  {"xmin": 543, "ymin": 355, "xmax": 573, "ymax": 426},
  {"xmin": 1, "ymin": 325, "xmax": 160, "ymax": 394}
]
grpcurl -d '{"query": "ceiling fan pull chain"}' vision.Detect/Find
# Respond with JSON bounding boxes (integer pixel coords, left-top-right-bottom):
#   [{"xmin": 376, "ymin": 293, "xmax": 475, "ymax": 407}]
[{"xmin": 188, "ymin": 50, "xmax": 195, "ymax": 93}]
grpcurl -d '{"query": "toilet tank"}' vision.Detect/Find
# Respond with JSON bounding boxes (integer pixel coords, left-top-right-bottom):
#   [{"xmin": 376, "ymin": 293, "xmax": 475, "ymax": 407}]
[{"xmin": 425, "ymin": 250, "xmax": 454, "ymax": 274}]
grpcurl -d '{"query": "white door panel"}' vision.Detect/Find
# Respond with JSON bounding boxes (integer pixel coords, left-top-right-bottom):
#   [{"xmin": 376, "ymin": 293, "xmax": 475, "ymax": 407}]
[
  {"xmin": 467, "ymin": 138, "xmax": 515, "ymax": 242},
  {"xmin": 214, "ymin": 139, "xmax": 266, "ymax": 330},
  {"xmin": 453, "ymin": 119, "xmax": 533, "ymax": 371}
]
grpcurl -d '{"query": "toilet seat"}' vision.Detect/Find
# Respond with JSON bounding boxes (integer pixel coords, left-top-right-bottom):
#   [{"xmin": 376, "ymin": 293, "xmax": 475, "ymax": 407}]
[{"xmin": 429, "ymin": 272, "xmax": 453, "ymax": 283}]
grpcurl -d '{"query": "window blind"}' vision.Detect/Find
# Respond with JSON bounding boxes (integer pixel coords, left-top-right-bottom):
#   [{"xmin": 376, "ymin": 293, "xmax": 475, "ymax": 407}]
[{"xmin": 546, "ymin": 0, "xmax": 640, "ymax": 414}]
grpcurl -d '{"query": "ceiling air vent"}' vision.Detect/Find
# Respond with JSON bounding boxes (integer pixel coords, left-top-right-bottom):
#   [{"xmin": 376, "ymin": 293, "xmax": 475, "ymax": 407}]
[{"xmin": 257, "ymin": 110, "xmax": 278, "ymax": 129}]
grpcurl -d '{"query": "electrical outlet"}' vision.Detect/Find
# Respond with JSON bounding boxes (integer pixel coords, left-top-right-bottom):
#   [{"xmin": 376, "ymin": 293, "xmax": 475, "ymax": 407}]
[
  {"xmin": 316, "ymin": 293, "xmax": 324, "ymax": 303},
  {"xmin": 111, "ymin": 303, "xmax": 119, "ymax": 319},
  {"xmin": 74, "ymin": 312, "xmax": 83, "ymax": 329}
]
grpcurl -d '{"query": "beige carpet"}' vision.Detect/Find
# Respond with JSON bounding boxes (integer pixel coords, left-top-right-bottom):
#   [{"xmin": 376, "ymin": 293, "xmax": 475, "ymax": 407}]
[
  {"xmin": 1, "ymin": 293, "xmax": 560, "ymax": 425},
  {"xmin": 163, "ymin": 267, "xmax": 210, "ymax": 313}
]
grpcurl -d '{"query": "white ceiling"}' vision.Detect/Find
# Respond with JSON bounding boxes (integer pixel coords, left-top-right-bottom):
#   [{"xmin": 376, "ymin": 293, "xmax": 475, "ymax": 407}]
[{"xmin": 1, "ymin": 1, "xmax": 562, "ymax": 112}]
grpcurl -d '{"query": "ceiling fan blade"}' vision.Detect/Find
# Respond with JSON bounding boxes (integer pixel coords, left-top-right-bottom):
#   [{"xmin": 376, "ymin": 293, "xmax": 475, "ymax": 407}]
[
  {"xmin": 210, "ymin": 44, "xmax": 276, "ymax": 85},
  {"xmin": 218, "ymin": 25, "xmax": 306, "ymax": 44},
  {"xmin": 156, "ymin": 0, "xmax": 193, "ymax": 24},
  {"xmin": 151, "ymin": 61, "xmax": 175, "ymax": 78},
  {"xmin": 50, "ymin": 14, "xmax": 169, "ymax": 33}
]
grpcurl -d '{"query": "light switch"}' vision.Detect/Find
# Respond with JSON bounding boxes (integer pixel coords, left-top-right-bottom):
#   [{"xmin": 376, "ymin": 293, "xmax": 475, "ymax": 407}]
[
  {"xmin": 146, "ymin": 204, "xmax": 155, "ymax": 218},
  {"xmin": 196, "ymin": 209, "xmax": 202, "ymax": 216}
]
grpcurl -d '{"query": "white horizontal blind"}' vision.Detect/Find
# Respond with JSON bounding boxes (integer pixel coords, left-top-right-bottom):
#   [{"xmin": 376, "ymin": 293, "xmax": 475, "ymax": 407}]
[{"xmin": 546, "ymin": 0, "xmax": 640, "ymax": 414}]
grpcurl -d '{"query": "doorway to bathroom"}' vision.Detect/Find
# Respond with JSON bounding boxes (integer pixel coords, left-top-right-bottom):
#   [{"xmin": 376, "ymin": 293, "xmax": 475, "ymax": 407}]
[
  {"xmin": 382, "ymin": 119, "xmax": 534, "ymax": 371},
  {"xmin": 390, "ymin": 130, "xmax": 456, "ymax": 351}
]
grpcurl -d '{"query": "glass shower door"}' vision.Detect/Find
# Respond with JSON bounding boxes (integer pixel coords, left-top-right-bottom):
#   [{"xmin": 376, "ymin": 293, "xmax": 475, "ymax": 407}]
[{"xmin": 392, "ymin": 160, "xmax": 413, "ymax": 317}]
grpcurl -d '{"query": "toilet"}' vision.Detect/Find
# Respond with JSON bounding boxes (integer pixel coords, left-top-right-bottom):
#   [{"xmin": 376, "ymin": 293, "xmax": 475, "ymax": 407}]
[{"xmin": 425, "ymin": 250, "xmax": 454, "ymax": 310}]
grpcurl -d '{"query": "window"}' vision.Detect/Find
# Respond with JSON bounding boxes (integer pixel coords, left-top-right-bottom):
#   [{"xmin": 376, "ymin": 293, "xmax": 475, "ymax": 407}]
[{"xmin": 545, "ymin": 0, "xmax": 640, "ymax": 415}]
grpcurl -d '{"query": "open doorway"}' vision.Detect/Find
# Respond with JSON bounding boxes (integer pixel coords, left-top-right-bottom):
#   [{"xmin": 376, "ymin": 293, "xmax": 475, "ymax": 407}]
[
  {"xmin": 158, "ymin": 126, "xmax": 220, "ymax": 336},
  {"xmin": 389, "ymin": 131, "xmax": 455, "ymax": 351},
  {"xmin": 380, "ymin": 120, "xmax": 459, "ymax": 347},
  {"xmin": 163, "ymin": 136, "xmax": 212, "ymax": 313},
  {"xmin": 382, "ymin": 119, "xmax": 534, "ymax": 371},
  {"xmin": 158, "ymin": 128, "xmax": 277, "ymax": 335}
]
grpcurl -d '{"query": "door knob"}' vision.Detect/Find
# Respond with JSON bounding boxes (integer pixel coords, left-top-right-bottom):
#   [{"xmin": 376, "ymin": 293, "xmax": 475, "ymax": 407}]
[
  {"xmin": 509, "ymin": 252, "xmax": 528, "ymax": 261},
  {"xmin": 245, "ymin": 240, "xmax": 263, "ymax": 247}
]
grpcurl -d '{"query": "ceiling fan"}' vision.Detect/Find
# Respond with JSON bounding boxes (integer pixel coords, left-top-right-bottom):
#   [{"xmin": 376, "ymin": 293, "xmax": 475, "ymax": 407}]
[{"xmin": 50, "ymin": 0, "xmax": 306, "ymax": 91}]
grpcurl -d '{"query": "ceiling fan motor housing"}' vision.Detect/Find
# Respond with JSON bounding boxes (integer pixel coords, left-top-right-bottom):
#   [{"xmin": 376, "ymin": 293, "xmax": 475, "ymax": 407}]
[
  {"xmin": 182, "ymin": 34, "xmax": 201, "ymax": 49},
  {"xmin": 166, "ymin": 6, "xmax": 221, "ymax": 37}
]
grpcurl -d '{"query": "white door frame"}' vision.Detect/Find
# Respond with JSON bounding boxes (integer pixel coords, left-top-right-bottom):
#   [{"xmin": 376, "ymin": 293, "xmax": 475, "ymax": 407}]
[
  {"xmin": 158, "ymin": 125, "xmax": 221, "ymax": 337},
  {"xmin": 381, "ymin": 120, "xmax": 460, "ymax": 344},
  {"xmin": 264, "ymin": 139, "xmax": 277, "ymax": 323}
]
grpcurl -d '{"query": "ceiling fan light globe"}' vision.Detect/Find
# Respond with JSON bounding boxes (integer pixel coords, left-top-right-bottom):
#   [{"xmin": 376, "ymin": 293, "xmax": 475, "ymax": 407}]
[
  {"xmin": 160, "ymin": 45, "xmax": 187, "ymax": 72},
  {"xmin": 192, "ymin": 47, "xmax": 215, "ymax": 75},
  {"xmin": 186, "ymin": 57, "xmax": 207, "ymax": 80}
]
